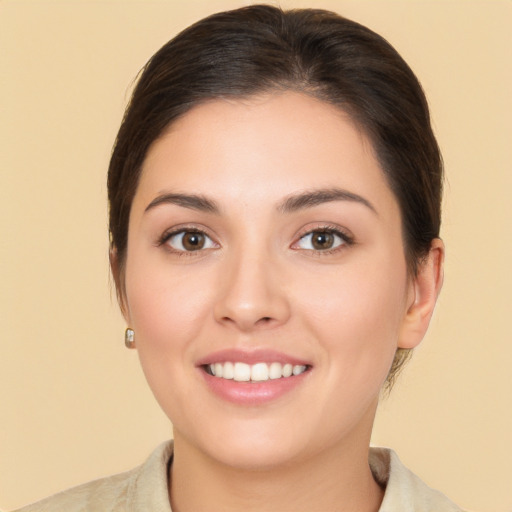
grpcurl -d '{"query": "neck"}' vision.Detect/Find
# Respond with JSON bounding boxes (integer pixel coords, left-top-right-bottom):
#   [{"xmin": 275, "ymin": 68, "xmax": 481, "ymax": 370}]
[{"xmin": 169, "ymin": 421, "xmax": 383, "ymax": 512}]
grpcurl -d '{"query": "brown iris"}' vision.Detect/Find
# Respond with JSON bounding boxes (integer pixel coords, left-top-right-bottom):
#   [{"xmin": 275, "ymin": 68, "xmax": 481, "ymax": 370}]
[
  {"xmin": 182, "ymin": 232, "xmax": 206, "ymax": 251},
  {"xmin": 311, "ymin": 231, "xmax": 335, "ymax": 250}
]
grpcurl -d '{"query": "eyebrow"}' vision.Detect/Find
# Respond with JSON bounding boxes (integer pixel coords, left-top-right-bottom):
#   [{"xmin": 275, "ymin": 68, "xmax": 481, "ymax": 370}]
[
  {"xmin": 144, "ymin": 187, "xmax": 376, "ymax": 216},
  {"xmin": 144, "ymin": 193, "xmax": 220, "ymax": 214},
  {"xmin": 278, "ymin": 188, "xmax": 377, "ymax": 215}
]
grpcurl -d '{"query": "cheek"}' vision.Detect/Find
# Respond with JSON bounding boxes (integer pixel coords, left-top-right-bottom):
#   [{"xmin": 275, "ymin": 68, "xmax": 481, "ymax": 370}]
[
  {"xmin": 124, "ymin": 250, "xmax": 214, "ymax": 359},
  {"xmin": 297, "ymin": 255, "xmax": 408, "ymax": 382},
  {"xmin": 123, "ymin": 252, "xmax": 216, "ymax": 418}
]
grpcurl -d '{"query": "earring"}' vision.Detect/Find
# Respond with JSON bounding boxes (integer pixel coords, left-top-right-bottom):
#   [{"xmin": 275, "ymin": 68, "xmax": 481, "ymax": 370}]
[{"xmin": 125, "ymin": 328, "xmax": 135, "ymax": 348}]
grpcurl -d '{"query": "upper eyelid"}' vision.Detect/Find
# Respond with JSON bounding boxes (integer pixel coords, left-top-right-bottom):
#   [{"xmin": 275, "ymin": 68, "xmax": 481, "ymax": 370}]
[
  {"xmin": 291, "ymin": 224, "xmax": 355, "ymax": 251},
  {"xmin": 156, "ymin": 222, "xmax": 354, "ymax": 248},
  {"xmin": 159, "ymin": 224, "xmax": 215, "ymax": 239},
  {"xmin": 157, "ymin": 226, "xmax": 218, "ymax": 249},
  {"xmin": 295, "ymin": 223, "xmax": 354, "ymax": 240},
  {"xmin": 159, "ymin": 229, "xmax": 219, "ymax": 257}
]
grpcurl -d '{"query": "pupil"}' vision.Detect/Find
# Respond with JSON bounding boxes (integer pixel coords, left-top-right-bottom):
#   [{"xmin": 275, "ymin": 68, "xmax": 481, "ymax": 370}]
[
  {"xmin": 312, "ymin": 231, "xmax": 333, "ymax": 250},
  {"xmin": 183, "ymin": 232, "xmax": 204, "ymax": 250}
]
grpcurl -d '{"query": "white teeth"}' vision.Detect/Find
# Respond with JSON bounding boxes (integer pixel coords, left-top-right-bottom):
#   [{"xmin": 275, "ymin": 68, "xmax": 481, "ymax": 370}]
[
  {"xmin": 223, "ymin": 361, "xmax": 234, "ymax": 379},
  {"xmin": 207, "ymin": 361, "xmax": 308, "ymax": 381},
  {"xmin": 214, "ymin": 363, "xmax": 223, "ymax": 378},
  {"xmin": 269, "ymin": 362, "xmax": 282, "ymax": 379},
  {"xmin": 251, "ymin": 362, "xmax": 269, "ymax": 381},
  {"xmin": 234, "ymin": 362, "xmax": 251, "ymax": 382},
  {"xmin": 293, "ymin": 365, "xmax": 306, "ymax": 376}
]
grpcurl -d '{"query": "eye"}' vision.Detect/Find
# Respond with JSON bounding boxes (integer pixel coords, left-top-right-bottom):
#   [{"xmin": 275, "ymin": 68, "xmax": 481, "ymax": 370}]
[
  {"xmin": 295, "ymin": 229, "xmax": 350, "ymax": 251},
  {"xmin": 164, "ymin": 230, "xmax": 216, "ymax": 252}
]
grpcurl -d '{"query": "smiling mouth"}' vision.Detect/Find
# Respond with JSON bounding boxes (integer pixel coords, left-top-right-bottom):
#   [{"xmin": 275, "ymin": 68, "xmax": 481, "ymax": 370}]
[{"xmin": 204, "ymin": 362, "xmax": 310, "ymax": 382}]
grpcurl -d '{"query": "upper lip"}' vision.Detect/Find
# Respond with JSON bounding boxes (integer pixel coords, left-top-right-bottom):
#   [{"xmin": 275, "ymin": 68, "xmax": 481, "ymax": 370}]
[{"xmin": 196, "ymin": 348, "xmax": 311, "ymax": 367}]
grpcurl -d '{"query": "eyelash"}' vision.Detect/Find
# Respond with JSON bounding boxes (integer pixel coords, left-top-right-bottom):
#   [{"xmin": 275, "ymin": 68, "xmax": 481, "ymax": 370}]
[
  {"xmin": 292, "ymin": 224, "xmax": 355, "ymax": 255},
  {"xmin": 157, "ymin": 224, "xmax": 354, "ymax": 256},
  {"xmin": 157, "ymin": 226, "xmax": 217, "ymax": 256}
]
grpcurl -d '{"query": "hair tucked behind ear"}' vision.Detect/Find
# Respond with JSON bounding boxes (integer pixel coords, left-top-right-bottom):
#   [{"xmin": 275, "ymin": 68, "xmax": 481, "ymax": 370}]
[{"xmin": 383, "ymin": 348, "xmax": 413, "ymax": 394}]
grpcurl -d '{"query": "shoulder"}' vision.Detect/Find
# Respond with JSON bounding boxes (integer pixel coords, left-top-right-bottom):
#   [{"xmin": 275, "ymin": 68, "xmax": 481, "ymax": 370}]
[
  {"xmin": 370, "ymin": 447, "xmax": 465, "ymax": 512},
  {"xmin": 12, "ymin": 470, "xmax": 134, "ymax": 512},
  {"xmin": 12, "ymin": 441, "xmax": 174, "ymax": 512}
]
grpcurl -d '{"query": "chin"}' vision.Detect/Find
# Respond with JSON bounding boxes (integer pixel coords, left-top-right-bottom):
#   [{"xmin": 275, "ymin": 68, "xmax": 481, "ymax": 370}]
[
  {"xmin": 176, "ymin": 415, "xmax": 313, "ymax": 472},
  {"xmin": 210, "ymin": 438, "xmax": 305, "ymax": 472}
]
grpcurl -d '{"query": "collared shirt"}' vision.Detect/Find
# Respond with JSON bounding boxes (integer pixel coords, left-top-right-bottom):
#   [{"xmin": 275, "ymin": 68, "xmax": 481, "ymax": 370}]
[{"xmin": 13, "ymin": 441, "xmax": 463, "ymax": 512}]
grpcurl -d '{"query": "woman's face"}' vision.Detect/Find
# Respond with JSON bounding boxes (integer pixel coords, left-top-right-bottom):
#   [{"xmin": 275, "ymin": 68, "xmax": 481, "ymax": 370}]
[{"xmin": 123, "ymin": 92, "xmax": 423, "ymax": 469}]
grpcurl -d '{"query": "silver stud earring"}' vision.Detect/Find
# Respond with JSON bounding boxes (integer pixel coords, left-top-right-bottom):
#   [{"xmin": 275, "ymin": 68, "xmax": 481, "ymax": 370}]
[{"xmin": 125, "ymin": 328, "xmax": 135, "ymax": 348}]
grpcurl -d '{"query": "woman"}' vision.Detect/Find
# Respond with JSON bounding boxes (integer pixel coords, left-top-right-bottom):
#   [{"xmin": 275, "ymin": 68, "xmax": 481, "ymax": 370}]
[{"xmin": 15, "ymin": 5, "xmax": 461, "ymax": 511}]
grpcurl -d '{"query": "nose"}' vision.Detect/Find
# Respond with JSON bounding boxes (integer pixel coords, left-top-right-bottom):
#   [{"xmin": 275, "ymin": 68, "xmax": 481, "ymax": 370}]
[{"xmin": 213, "ymin": 249, "xmax": 291, "ymax": 332}]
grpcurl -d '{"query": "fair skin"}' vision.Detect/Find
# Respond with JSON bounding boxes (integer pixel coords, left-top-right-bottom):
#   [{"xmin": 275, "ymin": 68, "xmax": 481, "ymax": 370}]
[{"xmin": 116, "ymin": 92, "xmax": 443, "ymax": 512}]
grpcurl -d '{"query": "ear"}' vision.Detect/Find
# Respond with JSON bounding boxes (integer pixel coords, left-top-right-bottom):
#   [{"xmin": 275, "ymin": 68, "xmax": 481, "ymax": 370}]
[
  {"xmin": 398, "ymin": 238, "xmax": 444, "ymax": 349},
  {"xmin": 109, "ymin": 247, "xmax": 130, "ymax": 323}
]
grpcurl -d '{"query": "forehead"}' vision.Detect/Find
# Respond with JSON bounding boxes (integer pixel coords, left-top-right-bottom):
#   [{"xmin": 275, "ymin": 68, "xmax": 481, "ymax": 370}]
[{"xmin": 135, "ymin": 92, "xmax": 398, "ymax": 218}]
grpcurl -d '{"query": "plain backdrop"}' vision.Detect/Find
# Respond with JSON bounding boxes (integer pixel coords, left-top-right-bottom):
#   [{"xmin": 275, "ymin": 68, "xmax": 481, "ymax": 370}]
[{"xmin": 1, "ymin": 1, "xmax": 511, "ymax": 511}]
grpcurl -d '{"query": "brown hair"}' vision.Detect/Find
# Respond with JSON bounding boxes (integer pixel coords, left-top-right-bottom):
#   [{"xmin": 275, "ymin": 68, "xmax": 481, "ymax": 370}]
[{"xmin": 108, "ymin": 5, "xmax": 443, "ymax": 387}]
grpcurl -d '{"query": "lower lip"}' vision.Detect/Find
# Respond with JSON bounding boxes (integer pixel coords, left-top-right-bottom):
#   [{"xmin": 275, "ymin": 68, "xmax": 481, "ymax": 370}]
[{"xmin": 200, "ymin": 369, "xmax": 309, "ymax": 405}]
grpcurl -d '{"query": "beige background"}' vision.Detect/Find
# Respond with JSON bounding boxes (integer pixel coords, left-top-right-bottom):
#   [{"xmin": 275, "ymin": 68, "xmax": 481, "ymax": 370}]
[{"xmin": 1, "ymin": 1, "xmax": 510, "ymax": 510}]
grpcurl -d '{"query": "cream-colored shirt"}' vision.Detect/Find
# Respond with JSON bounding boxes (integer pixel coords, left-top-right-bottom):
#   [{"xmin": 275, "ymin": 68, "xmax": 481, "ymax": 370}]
[{"xmin": 13, "ymin": 441, "xmax": 463, "ymax": 511}]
